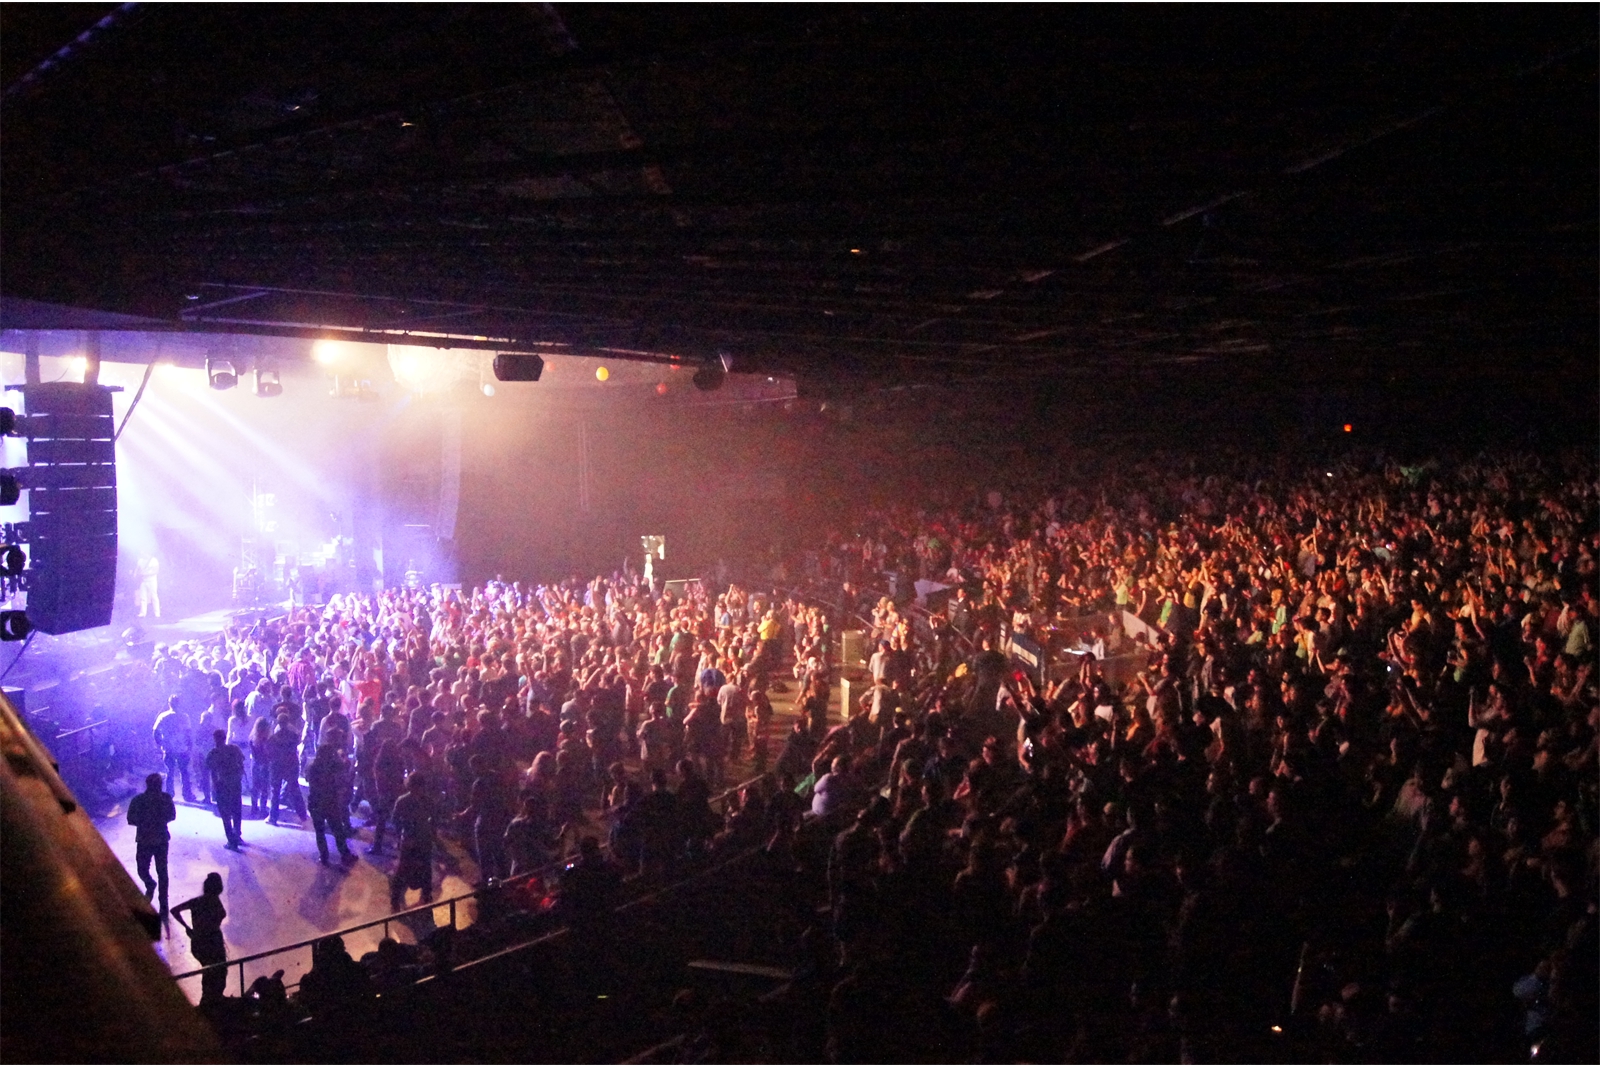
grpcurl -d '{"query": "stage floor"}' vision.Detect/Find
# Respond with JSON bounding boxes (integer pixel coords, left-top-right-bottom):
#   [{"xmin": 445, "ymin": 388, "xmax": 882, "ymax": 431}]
[{"xmin": 94, "ymin": 797, "xmax": 483, "ymax": 1002}]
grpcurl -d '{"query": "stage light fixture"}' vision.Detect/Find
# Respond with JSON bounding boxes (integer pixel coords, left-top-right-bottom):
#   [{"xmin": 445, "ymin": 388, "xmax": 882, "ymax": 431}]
[
  {"xmin": 692, "ymin": 361, "xmax": 725, "ymax": 392},
  {"xmin": 206, "ymin": 357, "xmax": 238, "ymax": 391},
  {"xmin": 492, "ymin": 352, "xmax": 544, "ymax": 382},
  {"xmin": 0, "ymin": 472, "xmax": 18, "ymax": 507},
  {"xmin": 0, "ymin": 545, "xmax": 23, "ymax": 578},
  {"xmin": 330, "ymin": 375, "xmax": 379, "ymax": 401},
  {"xmin": 253, "ymin": 368, "xmax": 283, "ymax": 398},
  {"xmin": 0, "ymin": 609, "xmax": 32, "ymax": 642}
]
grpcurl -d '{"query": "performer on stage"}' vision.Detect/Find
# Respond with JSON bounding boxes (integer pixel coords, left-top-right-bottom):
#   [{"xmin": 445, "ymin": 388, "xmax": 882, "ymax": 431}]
[{"xmin": 135, "ymin": 555, "xmax": 161, "ymax": 618}]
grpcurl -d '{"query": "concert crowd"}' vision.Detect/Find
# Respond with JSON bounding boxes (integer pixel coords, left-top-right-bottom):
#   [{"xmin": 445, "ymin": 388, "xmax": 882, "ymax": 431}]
[{"xmin": 140, "ymin": 449, "xmax": 1594, "ymax": 1062}]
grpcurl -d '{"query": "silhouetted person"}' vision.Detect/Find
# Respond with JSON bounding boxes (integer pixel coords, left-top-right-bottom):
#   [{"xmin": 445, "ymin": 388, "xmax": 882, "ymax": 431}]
[
  {"xmin": 562, "ymin": 838, "xmax": 620, "ymax": 922},
  {"xmin": 171, "ymin": 872, "xmax": 227, "ymax": 1005},
  {"xmin": 367, "ymin": 739, "xmax": 407, "ymax": 855},
  {"xmin": 267, "ymin": 712, "xmax": 306, "ymax": 824},
  {"xmin": 126, "ymin": 772, "xmax": 177, "ymax": 912},
  {"xmin": 298, "ymin": 935, "xmax": 372, "ymax": 1016},
  {"xmin": 205, "ymin": 729, "xmax": 246, "ymax": 849},
  {"xmin": 389, "ymin": 773, "xmax": 436, "ymax": 910},
  {"xmin": 504, "ymin": 793, "xmax": 557, "ymax": 876},
  {"xmin": 457, "ymin": 754, "xmax": 511, "ymax": 883},
  {"xmin": 307, "ymin": 743, "xmax": 355, "ymax": 865}
]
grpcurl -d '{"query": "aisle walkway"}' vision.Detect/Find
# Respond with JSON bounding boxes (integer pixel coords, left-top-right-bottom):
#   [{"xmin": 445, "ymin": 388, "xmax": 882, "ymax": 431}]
[
  {"xmin": 95, "ymin": 799, "xmax": 480, "ymax": 1000},
  {"xmin": 93, "ymin": 667, "xmax": 835, "ymax": 1002}
]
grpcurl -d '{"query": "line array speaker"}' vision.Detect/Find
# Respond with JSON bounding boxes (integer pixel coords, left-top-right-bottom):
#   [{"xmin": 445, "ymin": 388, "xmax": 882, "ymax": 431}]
[{"xmin": 13, "ymin": 383, "xmax": 118, "ymax": 634}]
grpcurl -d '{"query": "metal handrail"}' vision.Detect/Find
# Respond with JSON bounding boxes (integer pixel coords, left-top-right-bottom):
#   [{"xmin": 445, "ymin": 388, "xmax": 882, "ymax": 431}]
[
  {"xmin": 54, "ymin": 718, "xmax": 110, "ymax": 740},
  {"xmin": 169, "ymin": 865, "xmax": 551, "ymax": 995},
  {"xmin": 777, "ymin": 579, "xmax": 977, "ymax": 675},
  {"xmin": 429, "ymin": 842, "xmax": 767, "ymax": 981},
  {"xmin": 170, "ymin": 770, "xmax": 769, "ymax": 996}
]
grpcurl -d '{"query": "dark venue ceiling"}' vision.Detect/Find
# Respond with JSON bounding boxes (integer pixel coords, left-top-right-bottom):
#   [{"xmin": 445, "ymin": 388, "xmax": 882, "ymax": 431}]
[{"xmin": 1, "ymin": 4, "xmax": 1595, "ymax": 409}]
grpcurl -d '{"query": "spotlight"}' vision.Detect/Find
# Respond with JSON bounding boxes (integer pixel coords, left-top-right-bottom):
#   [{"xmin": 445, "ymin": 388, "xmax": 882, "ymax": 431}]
[
  {"xmin": 492, "ymin": 353, "xmax": 544, "ymax": 382},
  {"xmin": 692, "ymin": 361, "xmax": 725, "ymax": 392},
  {"xmin": 595, "ymin": 366, "xmax": 610, "ymax": 382},
  {"xmin": 331, "ymin": 376, "xmax": 378, "ymax": 401},
  {"xmin": 253, "ymin": 368, "xmax": 283, "ymax": 398},
  {"xmin": 0, "ymin": 545, "xmax": 23, "ymax": 578},
  {"xmin": 0, "ymin": 610, "xmax": 32, "ymax": 642},
  {"xmin": 0, "ymin": 472, "xmax": 18, "ymax": 507},
  {"xmin": 206, "ymin": 357, "xmax": 238, "ymax": 391},
  {"xmin": 481, "ymin": 382, "xmax": 496, "ymax": 397}
]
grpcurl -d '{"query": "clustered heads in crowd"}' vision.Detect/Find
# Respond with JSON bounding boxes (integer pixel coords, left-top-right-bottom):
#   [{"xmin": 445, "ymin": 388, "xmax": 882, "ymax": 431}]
[
  {"xmin": 141, "ymin": 449, "xmax": 1595, "ymax": 1062},
  {"xmin": 144, "ymin": 574, "xmax": 805, "ymax": 901}
]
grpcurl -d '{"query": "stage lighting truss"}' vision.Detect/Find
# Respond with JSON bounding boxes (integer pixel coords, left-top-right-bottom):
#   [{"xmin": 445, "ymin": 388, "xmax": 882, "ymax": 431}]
[
  {"xmin": 206, "ymin": 356, "xmax": 239, "ymax": 391},
  {"xmin": 692, "ymin": 362, "xmax": 725, "ymax": 392}
]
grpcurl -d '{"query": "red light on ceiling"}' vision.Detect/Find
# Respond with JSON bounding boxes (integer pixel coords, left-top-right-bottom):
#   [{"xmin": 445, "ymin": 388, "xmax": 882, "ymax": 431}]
[
  {"xmin": 656, "ymin": 382, "xmax": 669, "ymax": 395},
  {"xmin": 1343, "ymin": 423, "xmax": 1352, "ymax": 433}
]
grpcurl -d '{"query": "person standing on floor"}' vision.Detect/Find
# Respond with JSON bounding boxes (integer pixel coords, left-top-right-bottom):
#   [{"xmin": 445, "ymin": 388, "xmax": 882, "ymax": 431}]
[
  {"xmin": 367, "ymin": 739, "xmax": 407, "ymax": 855},
  {"xmin": 205, "ymin": 729, "xmax": 247, "ymax": 849},
  {"xmin": 248, "ymin": 715, "xmax": 273, "ymax": 818},
  {"xmin": 126, "ymin": 773, "xmax": 177, "ymax": 913},
  {"xmin": 389, "ymin": 773, "xmax": 437, "ymax": 910},
  {"xmin": 307, "ymin": 743, "xmax": 356, "ymax": 865},
  {"xmin": 171, "ymin": 872, "xmax": 227, "ymax": 1005},
  {"xmin": 152, "ymin": 697, "xmax": 195, "ymax": 802},
  {"xmin": 267, "ymin": 712, "xmax": 306, "ymax": 824}
]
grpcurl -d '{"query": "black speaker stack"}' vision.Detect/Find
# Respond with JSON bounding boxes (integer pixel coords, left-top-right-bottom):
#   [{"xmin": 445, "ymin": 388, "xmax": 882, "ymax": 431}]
[{"xmin": 5, "ymin": 383, "xmax": 119, "ymax": 635}]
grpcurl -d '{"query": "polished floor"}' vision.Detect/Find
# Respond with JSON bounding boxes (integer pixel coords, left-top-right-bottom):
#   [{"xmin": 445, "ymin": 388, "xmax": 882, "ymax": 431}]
[{"xmin": 96, "ymin": 796, "xmax": 482, "ymax": 1001}]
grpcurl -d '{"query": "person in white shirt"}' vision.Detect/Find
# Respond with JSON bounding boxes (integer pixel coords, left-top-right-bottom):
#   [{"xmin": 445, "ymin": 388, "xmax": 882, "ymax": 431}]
[
  {"xmin": 136, "ymin": 556, "xmax": 161, "ymax": 618},
  {"xmin": 718, "ymin": 673, "xmax": 749, "ymax": 762}
]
